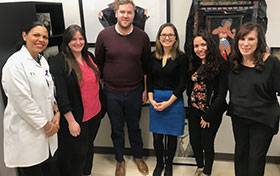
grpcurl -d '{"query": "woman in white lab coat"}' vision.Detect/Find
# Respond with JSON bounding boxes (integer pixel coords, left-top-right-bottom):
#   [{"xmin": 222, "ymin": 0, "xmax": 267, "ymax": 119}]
[{"xmin": 1, "ymin": 21, "xmax": 60, "ymax": 176}]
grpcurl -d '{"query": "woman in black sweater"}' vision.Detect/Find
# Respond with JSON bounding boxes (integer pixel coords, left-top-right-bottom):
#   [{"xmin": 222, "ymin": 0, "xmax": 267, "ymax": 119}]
[
  {"xmin": 187, "ymin": 30, "xmax": 229, "ymax": 176},
  {"xmin": 228, "ymin": 22, "xmax": 280, "ymax": 176},
  {"xmin": 147, "ymin": 23, "xmax": 187, "ymax": 176}
]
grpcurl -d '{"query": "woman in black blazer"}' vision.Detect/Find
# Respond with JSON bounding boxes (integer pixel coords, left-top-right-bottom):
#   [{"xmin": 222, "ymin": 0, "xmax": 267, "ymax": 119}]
[
  {"xmin": 49, "ymin": 25, "xmax": 105, "ymax": 176},
  {"xmin": 186, "ymin": 30, "xmax": 229, "ymax": 176}
]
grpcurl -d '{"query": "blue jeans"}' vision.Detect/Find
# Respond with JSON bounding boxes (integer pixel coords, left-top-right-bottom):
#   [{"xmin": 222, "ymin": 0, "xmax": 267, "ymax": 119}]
[{"xmin": 104, "ymin": 86, "xmax": 144, "ymax": 162}]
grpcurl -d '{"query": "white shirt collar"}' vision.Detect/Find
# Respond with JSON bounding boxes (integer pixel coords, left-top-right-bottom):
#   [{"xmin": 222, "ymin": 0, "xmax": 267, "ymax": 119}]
[{"xmin": 115, "ymin": 24, "xmax": 134, "ymax": 36}]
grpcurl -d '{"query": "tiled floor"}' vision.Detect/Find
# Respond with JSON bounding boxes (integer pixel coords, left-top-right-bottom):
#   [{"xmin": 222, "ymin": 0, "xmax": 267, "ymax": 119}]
[{"xmin": 91, "ymin": 153, "xmax": 280, "ymax": 176}]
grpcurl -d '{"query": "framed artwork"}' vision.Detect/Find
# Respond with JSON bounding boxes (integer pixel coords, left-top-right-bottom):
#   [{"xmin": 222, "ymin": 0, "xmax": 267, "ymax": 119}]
[
  {"xmin": 173, "ymin": 119, "xmax": 196, "ymax": 165},
  {"xmin": 37, "ymin": 13, "xmax": 53, "ymax": 36},
  {"xmin": 79, "ymin": 0, "xmax": 170, "ymax": 46},
  {"xmin": 201, "ymin": 5, "xmax": 253, "ymax": 60},
  {"xmin": 184, "ymin": 0, "xmax": 262, "ymax": 60},
  {"xmin": 271, "ymin": 47, "xmax": 280, "ymax": 60},
  {"xmin": 199, "ymin": 0, "xmax": 253, "ymax": 6},
  {"xmin": 205, "ymin": 15, "xmax": 243, "ymax": 60}
]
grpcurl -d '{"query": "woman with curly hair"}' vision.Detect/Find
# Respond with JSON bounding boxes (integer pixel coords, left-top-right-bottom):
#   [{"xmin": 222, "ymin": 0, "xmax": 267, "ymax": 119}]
[
  {"xmin": 228, "ymin": 22, "xmax": 280, "ymax": 176},
  {"xmin": 187, "ymin": 30, "xmax": 229, "ymax": 176}
]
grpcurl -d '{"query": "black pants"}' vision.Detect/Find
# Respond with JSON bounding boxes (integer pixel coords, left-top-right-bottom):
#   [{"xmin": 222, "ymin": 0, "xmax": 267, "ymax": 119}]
[
  {"xmin": 58, "ymin": 114, "xmax": 101, "ymax": 176},
  {"xmin": 188, "ymin": 107, "xmax": 221, "ymax": 175},
  {"xmin": 153, "ymin": 133, "xmax": 177, "ymax": 169},
  {"xmin": 83, "ymin": 113, "xmax": 102, "ymax": 175},
  {"xmin": 18, "ymin": 153, "xmax": 59, "ymax": 176},
  {"xmin": 231, "ymin": 116, "xmax": 274, "ymax": 176},
  {"xmin": 104, "ymin": 86, "xmax": 144, "ymax": 162}
]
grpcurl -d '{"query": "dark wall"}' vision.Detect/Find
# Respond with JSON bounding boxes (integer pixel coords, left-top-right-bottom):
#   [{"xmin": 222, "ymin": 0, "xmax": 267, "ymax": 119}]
[{"xmin": 0, "ymin": 3, "xmax": 37, "ymax": 71}]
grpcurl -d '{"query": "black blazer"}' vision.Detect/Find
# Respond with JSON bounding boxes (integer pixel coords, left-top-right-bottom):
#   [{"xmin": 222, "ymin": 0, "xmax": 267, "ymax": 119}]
[
  {"xmin": 49, "ymin": 52, "xmax": 106, "ymax": 154},
  {"xmin": 187, "ymin": 59, "xmax": 229, "ymax": 122},
  {"xmin": 49, "ymin": 52, "xmax": 106, "ymax": 124}
]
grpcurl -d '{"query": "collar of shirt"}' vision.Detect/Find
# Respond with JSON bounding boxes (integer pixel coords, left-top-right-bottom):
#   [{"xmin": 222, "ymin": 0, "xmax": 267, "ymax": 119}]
[{"xmin": 115, "ymin": 24, "xmax": 133, "ymax": 36}]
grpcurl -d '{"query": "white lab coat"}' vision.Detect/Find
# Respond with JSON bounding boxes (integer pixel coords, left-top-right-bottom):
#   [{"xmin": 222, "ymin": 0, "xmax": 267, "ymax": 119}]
[{"xmin": 1, "ymin": 46, "xmax": 57, "ymax": 168}]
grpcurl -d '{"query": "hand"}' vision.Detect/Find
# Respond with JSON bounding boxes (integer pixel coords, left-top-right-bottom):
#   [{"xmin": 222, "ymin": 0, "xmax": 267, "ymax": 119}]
[
  {"xmin": 44, "ymin": 122, "xmax": 59, "ymax": 137},
  {"xmin": 98, "ymin": 11, "xmax": 103, "ymax": 19},
  {"xmin": 68, "ymin": 120, "xmax": 81, "ymax": 137},
  {"xmin": 156, "ymin": 101, "xmax": 170, "ymax": 111},
  {"xmin": 52, "ymin": 112, "xmax": 60, "ymax": 129},
  {"xmin": 150, "ymin": 99, "xmax": 159, "ymax": 111},
  {"xmin": 200, "ymin": 117, "xmax": 210, "ymax": 128},
  {"xmin": 144, "ymin": 9, "xmax": 148, "ymax": 16},
  {"xmin": 142, "ymin": 89, "xmax": 147, "ymax": 104}
]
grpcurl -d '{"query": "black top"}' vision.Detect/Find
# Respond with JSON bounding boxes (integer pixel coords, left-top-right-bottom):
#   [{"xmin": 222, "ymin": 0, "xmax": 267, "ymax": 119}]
[
  {"xmin": 227, "ymin": 55, "xmax": 280, "ymax": 132},
  {"xmin": 187, "ymin": 59, "xmax": 229, "ymax": 122},
  {"xmin": 147, "ymin": 52, "xmax": 187, "ymax": 98}
]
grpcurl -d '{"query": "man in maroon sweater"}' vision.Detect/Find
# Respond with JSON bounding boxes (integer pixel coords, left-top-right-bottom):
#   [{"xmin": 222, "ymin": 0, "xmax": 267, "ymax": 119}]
[{"xmin": 95, "ymin": 1, "xmax": 151, "ymax": 176}]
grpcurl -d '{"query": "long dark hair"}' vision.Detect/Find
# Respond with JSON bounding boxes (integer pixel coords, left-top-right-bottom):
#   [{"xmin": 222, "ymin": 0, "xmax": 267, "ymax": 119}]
[
  {"xmin": 155, "ymin": 23, "xmax": 183, "ymax": 60},
  {"xmin": 61, "ymin": 24, "xmax": 99, "ymax": 81},
  {"xmin": 230, "ymin": 22, "xmax": 267, "ymax": 73},
  {"xmin": 189, "ymin": 30, "xmax": 222, "ymax": 80},
  {"xmin": 16, "ymin": 21, "xmax": 50, "ymax": 52}
]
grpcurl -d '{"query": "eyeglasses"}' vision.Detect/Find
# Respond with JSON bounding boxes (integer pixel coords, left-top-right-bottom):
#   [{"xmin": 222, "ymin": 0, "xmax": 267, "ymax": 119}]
[{"xmin": 160, "ymin": 33, "xmax": 176, "ymax": 39}]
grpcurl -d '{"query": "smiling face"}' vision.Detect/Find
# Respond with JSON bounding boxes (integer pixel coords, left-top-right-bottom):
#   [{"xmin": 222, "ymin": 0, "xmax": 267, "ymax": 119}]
[
  {"xmin": 115, "ymin": 3, "xmax": 134, "ymax": 29},
  {"xmin": 159, "ymin": 26, "xmax": 176, "ymax": 49},
  {"xmin": 238, "ymin": 29, "xmax": 258, "ymax": 58},
  {"xmin": 193, "ymin": 36, "xmax": 207, "ymax": 61},
  {"xmin": 22, "ymin": 26, "xmax": 49, "ymax": 59},
  {"xmin": 68, "ymin": 31, "xmax": 85, "ymax": 54}
]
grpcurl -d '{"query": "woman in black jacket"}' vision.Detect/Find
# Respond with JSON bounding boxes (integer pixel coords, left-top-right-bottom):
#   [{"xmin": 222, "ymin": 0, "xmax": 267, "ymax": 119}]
[
  {"xmin": 49, "ymin": 25, "xmax": 105, "ymax": 176},
  {"xmin": 187, "ymin": 30, "xmax": 229, "ymax": 176}
]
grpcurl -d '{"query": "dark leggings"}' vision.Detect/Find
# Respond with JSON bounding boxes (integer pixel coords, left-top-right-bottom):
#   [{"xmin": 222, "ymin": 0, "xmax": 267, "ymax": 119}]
[
  {"xmin": 153, "ymin": 133, "xmax": 177, "ymax": 169},
  {"xmin": 188, "ymin": 107, "xmax": 221, "ymax": 175}
]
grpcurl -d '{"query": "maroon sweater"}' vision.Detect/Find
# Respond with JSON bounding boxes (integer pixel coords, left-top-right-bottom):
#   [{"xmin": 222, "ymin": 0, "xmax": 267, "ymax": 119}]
[{"xmin": 95, "ymin": 26, "xmax": 151, "ymax": 92}]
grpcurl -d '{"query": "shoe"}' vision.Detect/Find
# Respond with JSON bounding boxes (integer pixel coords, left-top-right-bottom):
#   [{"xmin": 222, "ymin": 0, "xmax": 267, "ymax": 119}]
[
  {"xmin": 115, "ymin": 160, "xmax": 125, "ymax": 176},
  {"xmin": 133, "ymin": 158, "xmax": 149, "ymax": 175},
  {"xmin": 194, "ymin": 168, "xmax": 203, "ymax": 176},
  {"xmin": 152, "ymin": 163, "xmax": 164, "ymax": 176}
]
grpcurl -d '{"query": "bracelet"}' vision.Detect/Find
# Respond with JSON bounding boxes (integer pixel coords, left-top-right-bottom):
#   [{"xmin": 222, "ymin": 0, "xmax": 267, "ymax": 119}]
[
  {"xmin": 45, "ymin": 123, "xmax": 53, "ymax": 133},
  {"xmin": 54, "ymin": 109, "xmax": 59, "ymax": 113}
]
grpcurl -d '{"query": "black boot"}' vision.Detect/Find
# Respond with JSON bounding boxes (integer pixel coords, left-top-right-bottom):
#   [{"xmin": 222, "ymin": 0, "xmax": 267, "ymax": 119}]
[
  {"xmin": 163, "ymin": 166, "xmax": 172, "ymax": 176},
  {"xmin": 164, "ymin": 135, "xmax": 177, "ymax": 176},
  {"xmin": 153, "ymin": 161, "xmax": 164, "ymax": 176},
  {"xmin": 153, "ymin": 133, "xmax": 165, "ymax": 176}
]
